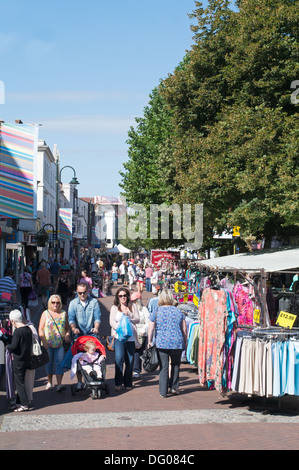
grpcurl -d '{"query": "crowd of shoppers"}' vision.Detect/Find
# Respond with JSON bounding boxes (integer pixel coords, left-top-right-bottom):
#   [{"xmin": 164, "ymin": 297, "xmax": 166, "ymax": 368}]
[{"xmin": 0, "ymin": 253, "xmax": 189, "ymax": 412}]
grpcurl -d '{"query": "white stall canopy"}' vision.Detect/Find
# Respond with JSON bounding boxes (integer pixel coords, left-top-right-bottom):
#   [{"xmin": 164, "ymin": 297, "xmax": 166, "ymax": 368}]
[{"xmin": 199, "ymin": 247, "xmax": 299, "ymax": 273}]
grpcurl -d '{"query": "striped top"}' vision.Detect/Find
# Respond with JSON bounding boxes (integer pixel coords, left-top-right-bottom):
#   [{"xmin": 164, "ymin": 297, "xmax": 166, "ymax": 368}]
[{"xmin": 0, "ymin": 276, "xmax": 17, "ymax": 297}]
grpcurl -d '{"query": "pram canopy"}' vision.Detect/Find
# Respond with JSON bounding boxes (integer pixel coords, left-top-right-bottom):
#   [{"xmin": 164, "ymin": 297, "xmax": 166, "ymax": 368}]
[{"xmin": 71, "ymin": 336, "xmax": 106, "ymax": 357}]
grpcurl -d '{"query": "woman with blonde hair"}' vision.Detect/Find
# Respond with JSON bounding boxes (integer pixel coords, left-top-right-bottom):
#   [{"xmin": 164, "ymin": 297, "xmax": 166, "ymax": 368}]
[
  {"xmin": 38, "ymin": 294, "xmax": 71, "ymax": 391},
  {"xmin": 147, "ymin": 289, "xmax": 187, "ymax": 397}
]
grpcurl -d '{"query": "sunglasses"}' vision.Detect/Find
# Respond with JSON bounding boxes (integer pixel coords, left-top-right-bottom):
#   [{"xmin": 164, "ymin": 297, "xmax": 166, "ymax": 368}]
[
  {"xmin": 118, "ymin": 294, "xmax": 127, "ymax": 298},
  {"xmin": 51, "ymin": 301, "xmax": 60, "ymax": 304},
  {"xmin": 78, "ymin": 291, "xmax": 87, "ymax": 295}
]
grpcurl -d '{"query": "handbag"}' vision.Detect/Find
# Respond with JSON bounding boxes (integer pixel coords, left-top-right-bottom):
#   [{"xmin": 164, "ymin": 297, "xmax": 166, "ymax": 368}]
[
  {"xmin": 28, "ymin": 345, "xmax": 49, "ymax": 370},
  {"xmin": 142, "ymin": 311, "xmax": 159, "ymax": 372},
  {"xmin": 47, "ymin": 310, "xmax": 70, "ymax": 352},
  {"xmin": 142, "ymin": 345, "xmax": 159, "ymax": 372},
  {"xmin": 106, "ymin": 335, "xmax": 115, "ymax": 351}
]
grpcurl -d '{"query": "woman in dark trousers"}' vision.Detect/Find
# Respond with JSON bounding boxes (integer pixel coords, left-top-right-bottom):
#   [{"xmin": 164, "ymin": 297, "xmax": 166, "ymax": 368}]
[{"xmin": 6, "ymin": 310, "xmax": 33, "ymax": 412}]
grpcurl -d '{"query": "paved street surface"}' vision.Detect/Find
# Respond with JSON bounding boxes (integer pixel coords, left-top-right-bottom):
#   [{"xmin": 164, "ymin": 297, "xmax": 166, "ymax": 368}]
[{"xmin": 1, "ymin": 284, "xmax": 299, "ymax": 451}]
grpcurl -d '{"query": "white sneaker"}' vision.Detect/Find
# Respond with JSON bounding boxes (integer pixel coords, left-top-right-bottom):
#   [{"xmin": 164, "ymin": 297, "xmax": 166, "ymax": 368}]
[{"xmin": 133, "ymin": 372, "xmax": 140, "ymax": 378}]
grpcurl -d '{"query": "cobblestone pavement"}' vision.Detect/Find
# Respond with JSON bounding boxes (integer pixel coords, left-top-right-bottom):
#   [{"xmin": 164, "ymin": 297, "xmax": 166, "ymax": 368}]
[{"xmin": 1, "ymin": 284, "xmax": 299, "ymax": 451}]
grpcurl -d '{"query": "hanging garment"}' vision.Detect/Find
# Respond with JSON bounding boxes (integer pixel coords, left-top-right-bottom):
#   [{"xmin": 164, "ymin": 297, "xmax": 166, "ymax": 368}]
[
  {"xmin": 233, "ymin": 284, "xmax": 254, "ymax": 325},
  {"xmin": 197, "ymin": 288, "xmax": 236, "ymax": 393}
]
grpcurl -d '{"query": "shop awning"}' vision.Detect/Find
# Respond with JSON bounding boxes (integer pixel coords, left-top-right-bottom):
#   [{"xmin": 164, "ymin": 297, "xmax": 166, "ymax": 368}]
[
  {"xmin": 116, "ymin": 244, "xmax": 131, "ymax": 253},
  {"xmin": 199, "ymin": 247, "xmax": 299, "ymax": 273}
]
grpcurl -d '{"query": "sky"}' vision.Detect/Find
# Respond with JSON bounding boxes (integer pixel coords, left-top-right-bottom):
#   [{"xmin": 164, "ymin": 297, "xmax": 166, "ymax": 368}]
[{"xmin": 0, "ymin": 0, "xmax": 203, "ymax": 199}]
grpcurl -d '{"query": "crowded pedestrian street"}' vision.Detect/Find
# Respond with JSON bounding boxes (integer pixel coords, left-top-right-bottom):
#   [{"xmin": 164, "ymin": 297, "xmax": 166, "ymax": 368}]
[
  {"xmin": 1, "ymin": 278, "xmax": 299, "ymax": 452},
  {"xmin": 0, "ymin": 0, "xmax": 299, "ymax": 455}
]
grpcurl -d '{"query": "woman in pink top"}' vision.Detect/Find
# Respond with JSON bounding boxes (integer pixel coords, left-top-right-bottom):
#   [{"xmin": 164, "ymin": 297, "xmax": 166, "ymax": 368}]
[{"xmin": 79, "ymin": 269, "xmax": 92, "ymax": 292}]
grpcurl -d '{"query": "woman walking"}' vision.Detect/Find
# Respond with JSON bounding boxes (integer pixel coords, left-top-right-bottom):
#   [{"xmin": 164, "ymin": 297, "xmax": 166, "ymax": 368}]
[
  {"xmin": 38, "ymin": 294, "xmax": 71, "ymax": 391},
  {"xmin": 131, "ymin": 292, "xmax": 149, "ymax": 377},
  {"xmin": 109, "ymin": 287, "xmax": 139, "ymax": 391},
  {"xmin": 147, "ymin": 289, "xmax": 187, "ymax": 397}
]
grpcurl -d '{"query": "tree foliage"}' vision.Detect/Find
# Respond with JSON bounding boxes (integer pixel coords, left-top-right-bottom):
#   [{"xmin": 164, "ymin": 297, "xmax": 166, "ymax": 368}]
[{"xmin": 120, "ymin": 0, "xmax": 299, "ymax": 250}]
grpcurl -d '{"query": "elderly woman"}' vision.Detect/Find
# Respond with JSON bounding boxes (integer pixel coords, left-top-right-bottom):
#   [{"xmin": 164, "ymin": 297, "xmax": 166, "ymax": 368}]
[
  {"xmin": 6, "ymin": 310, "xmax": 33, "ymax": 412},
  {"xmin": 147, "ymin": 289, "xmax": 187, "ymax": 398},
  {"xmin": 109, "ymin": 287, "xmax": 140, "ymax": 391},
  {"xmin": 38, "ymin": 294, "xmax": 71, "ymax": 391}
]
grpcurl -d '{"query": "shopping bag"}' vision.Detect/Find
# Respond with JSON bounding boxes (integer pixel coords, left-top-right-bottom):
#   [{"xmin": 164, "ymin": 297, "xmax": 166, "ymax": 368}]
[
  {"xmin": 142, "ymin": 345, "xmax": 159, "ymax": 373},
  {"xmin": 116, "ymin": 314, "xmax": 133, "ymax": 343}
]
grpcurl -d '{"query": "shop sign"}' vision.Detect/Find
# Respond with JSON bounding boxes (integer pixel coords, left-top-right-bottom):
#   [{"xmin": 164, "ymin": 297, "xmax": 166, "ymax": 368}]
[{"xmin": 276, "ymin": 311, "xmax": 297, "ymax": 329}]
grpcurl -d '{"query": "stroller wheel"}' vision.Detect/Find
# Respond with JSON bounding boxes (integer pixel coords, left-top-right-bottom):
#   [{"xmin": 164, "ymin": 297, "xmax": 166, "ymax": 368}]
[{"xmin": 91, "ymin": 389, "xmax": 98, "ymax": 399}]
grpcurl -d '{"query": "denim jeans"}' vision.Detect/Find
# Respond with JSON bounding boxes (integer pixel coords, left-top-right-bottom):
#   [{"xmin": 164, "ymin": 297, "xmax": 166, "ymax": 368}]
[
  {"xmin": 145, "ymin": 278, "xmax": 151, "ymax": 292},
  {"xmin": 46, "ymin": 346, "xmax": 65, "ymax": 375},
  {"xmin": 158, "ymin": 348, "xmax": 182, "ymax": 396},
  {"xmin": 114, "ymin": 339, "xmax": 135, "ymax": 387}
]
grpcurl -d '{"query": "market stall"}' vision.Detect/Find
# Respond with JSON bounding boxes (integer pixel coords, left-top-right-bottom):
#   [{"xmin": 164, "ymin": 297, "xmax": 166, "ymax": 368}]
[{"xmin": 183, "ymin": 247, "xmax": 299, "ymax": 398}]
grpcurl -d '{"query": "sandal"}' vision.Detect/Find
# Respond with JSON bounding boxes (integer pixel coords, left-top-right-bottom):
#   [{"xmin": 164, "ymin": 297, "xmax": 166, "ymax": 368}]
[
  {"xmin": 9, "ymin": 404, "xmax": 18, "ymax": 410},
  {"xmin": 14, "ymin": 405, "xmax": 29, "ymax": 412}
]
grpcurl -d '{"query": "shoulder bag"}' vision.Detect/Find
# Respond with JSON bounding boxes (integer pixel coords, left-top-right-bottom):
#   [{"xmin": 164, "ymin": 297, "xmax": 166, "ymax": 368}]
[{"xmin": 106, "ymin": 335, "xmax": 115, "ymax": 351}]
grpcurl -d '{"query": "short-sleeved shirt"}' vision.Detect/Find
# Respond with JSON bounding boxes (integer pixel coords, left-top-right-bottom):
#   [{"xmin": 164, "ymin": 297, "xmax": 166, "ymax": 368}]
[
  {"xmin": 0, "ymin": 276, "xmax": 17, "ymax": 297},
  {"xmin": 149, "ymin": 306, "xmax": 185, "ymax": 349}
]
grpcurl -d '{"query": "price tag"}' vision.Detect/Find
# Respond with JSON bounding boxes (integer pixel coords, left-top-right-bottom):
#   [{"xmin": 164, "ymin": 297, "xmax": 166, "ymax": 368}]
[
  {"xmin": 253, "ymin": 308, "xmax": 260, "ymax": 324},
  {"xmin": 276, "ymin": 311, "xmax": 297, "ymax": 329},
  {"xmin": 183, "ymin": 293, "xmax": 188, "ymax": 303},
  {"xmin": 193, "ymin": 294, "xmax": 199, "ymax": 307}
]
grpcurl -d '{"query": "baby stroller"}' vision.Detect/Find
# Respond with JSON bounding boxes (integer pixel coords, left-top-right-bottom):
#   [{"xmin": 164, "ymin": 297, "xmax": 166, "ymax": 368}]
[{"xmin": 70, "ymin": 336, "xmax": 110, "ymax": 399}]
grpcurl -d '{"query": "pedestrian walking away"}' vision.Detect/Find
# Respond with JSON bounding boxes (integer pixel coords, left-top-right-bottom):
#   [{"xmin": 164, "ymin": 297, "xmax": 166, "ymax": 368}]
[
  {"xmin": 36, "ymin": 262, "xmax": 51, "ymax": 308},
  {"xmin": 0, "ymin": 268, "xmax": 17, "ymax": 303},
  {"xmin": 147, "ymin": 289, "xmax": 187, "ymax": 398},
  {"xmin": 19, "ymin": 267, "xmax": 33, "ymax": 308}
]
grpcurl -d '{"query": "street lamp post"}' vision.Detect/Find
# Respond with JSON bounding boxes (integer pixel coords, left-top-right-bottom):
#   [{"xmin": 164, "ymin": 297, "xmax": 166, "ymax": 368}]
[{"xmin": 56, "ymin": 163, "xmax": 80, "ymax": 259}]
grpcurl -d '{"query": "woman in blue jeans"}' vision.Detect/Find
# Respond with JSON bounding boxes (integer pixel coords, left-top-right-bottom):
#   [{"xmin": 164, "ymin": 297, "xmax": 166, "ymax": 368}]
[
  {"xmin": 109, "ymin": 287, "xmax": 140, "ymax": 391},
  {"xmin": 147, "ymin": 289, "xmax": 187, "ymax": 397}
]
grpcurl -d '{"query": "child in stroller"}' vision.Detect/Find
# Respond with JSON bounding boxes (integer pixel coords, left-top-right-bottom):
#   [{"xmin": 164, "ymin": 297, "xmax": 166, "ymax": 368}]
[{"xmin": 70, "ymin": 336, "xmax": 109, "ymax": 399}]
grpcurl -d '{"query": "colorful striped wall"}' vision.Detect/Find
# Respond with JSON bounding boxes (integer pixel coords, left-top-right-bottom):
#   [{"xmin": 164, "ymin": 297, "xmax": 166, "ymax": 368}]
[{"xmin": 0, "ymin": 123, "xmax": 38, "ymax": 218}]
